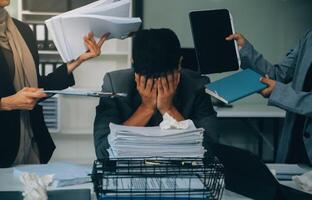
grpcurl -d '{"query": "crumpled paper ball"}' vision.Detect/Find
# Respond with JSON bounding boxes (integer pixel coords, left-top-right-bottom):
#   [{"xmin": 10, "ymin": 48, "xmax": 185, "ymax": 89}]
[
  {"xmin": 159, "ymin": 112, "xmax": 189, "ymax": 130},
  {"xmin": 19, "ymin": 172, "xmax": 54, "ymax": 200},
  {"xmin": 293, "ymin": 171, "xmax": 312, "ymax": 193}
]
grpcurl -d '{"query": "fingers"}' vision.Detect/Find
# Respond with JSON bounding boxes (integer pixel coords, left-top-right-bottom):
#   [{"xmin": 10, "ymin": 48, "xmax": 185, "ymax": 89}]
[
  {"xmin": 22, "ymin": 88, "xmax": 47, "ymax": 98},
  {"xmin": 260, "ymin": 75, "xmax": 273, "ymax": 85},
  {"xmin": 152, "ymin": 79, "xmax": 157, "ymax": 91},
  {"xmin": 225, "ymin": 34, "xmax": 235, "ymax": 41},
  {"xmin": 135, "ymin": 73, "xmax": 140, "ymax": 88},
  {"xmin": 173, "ymin": 70, "xmax": 180, "ymax": 88},
  {"xmin": 88, "ymin": 32, "xmax": 97, "ymax": 47},
  {"xmin": 140, "ymin": 75, "xmax": 147, "ymax": 90},
  {"xmin": 157, "ymin": 72, "xmax": 179, "ymax": 95},
  {"xmin": 22, "ymin": 87, "xmax": 40, "ymax": 92},
  {"xmin": 260, "ymin": 88, "xmax": 271, "ymax": 97},
  {"xmin": 24, "ymin": 91, "xmax": 47, "ymax": 99},
  {"xmin": 98, "ymin": 33, "xmax": 110, "ymax": 48},
  {"xmin": 80, "ymin": 32, "xmax": 110, "ymax": 62},
  {"xmin": 259, "ymin": 75, "xmax": 276, "ymax": 98},
  {"xmin": 84, "ymin": 32, "xmax": 100, "ymax": 55},
  {"xmin": 136, "ymin": 74, "xmax": 155, "ymax": 93},
  {"xmin": 167, "ymin": 73, "xmax": 174, "ymax": 91},
  {"xmin": 145, "ymin": 78, "xmax": 153, "ymax": 93},
  {"xmin": 151, "ymin": 78, "xmax": 157, "ymax": 96},
  {"xmin": 157, "ymin": 78, "xmax": 163, "ymax": 94},
  {"xmin": 225, "ymin": 33, "xmax": 241, "ymax": 41},
  {"xmin": 84, "ymin": 36, "xmax": 97, "ymax": 55},
  {"xmin": 160, "ymin": 76, "xmax": 169, "ymax": 92}
]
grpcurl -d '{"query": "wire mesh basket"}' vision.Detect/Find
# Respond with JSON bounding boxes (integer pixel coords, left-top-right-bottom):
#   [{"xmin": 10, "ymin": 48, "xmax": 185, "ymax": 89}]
[{"xmin": 91, "ymin": 156, "xmax": 225, "ymax": 200}]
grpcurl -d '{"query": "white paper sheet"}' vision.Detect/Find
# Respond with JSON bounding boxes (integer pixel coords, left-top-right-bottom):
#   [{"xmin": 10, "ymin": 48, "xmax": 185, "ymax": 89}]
[
  {"xmin": 45, "ymin": 0, "xmax": 141, "ymax": 62},
  {"xmin": 108, "ymin": 122, "xmax": 205, "ymax": 158},
  {"xmin": 13, "ymin": 162, "xmax": 91, "ymax": 188},
  {"xmin": 43, "ymin": 87, "xmax": 127, "ymax": 98}
]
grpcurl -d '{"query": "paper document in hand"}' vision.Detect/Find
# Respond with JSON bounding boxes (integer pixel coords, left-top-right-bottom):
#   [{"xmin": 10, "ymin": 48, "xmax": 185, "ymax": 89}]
[
  {"xmin": 13, "ymin": 162, "xmax": 91, "ymax": 187},
  {"xmin": 108, "ymin": 121, "xmax": 205, "ymax": 158},
  {"xmin": 45, "ymin": 0, "xmax": 142, "ymax": 62},
  {"xmin": 44, "ymin": 87, "xmax": 127, "ymax": 98},
  {"xmin": 205, "ymin": 69, "xmax": 267, "ymax": 104}
]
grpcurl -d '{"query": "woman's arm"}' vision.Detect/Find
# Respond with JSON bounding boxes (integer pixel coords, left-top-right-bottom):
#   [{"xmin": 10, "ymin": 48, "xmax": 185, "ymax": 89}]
[
  {"xmin": 239, "ymin": 40, "xmax": 298, "ymax": 83},
  {"xmin": 269, "ymin": 82, "xmax": 312, "ymax": 117},
  {"xmin": 226, "ymin": 33, "xmax": 300, "ymax": 83},
  {"xmin": 66, "ymin": 32, "xmax": 109, "ymax": 74},
  {"xmin": 38, "ymin": 32, "xmax": 109, "ymax": 90},
  {"xmin": 0, "ymin": 88, "xmax": 47, "ymax": 111}
]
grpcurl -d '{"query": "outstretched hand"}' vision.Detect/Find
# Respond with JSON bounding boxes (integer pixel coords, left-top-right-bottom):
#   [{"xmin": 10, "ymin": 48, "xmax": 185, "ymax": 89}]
[
  {"xmin": 66, "ymin": 32, "xmax": 110, "ymax": 74},
  {"xmin": 0, "ymin": 87, "xmax": 47, "ymax": 111},
  {"xmin": 79, "ymin": 32, "xmax": 110, "ymax": 62}
]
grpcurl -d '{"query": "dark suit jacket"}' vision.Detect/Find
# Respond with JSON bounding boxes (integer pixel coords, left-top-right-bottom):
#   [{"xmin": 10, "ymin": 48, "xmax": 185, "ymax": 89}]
[
  {"xmin": 93, "ymin": 68, "xmax": 218, "ymax": 159},
  {"xmin": 0, "ymin": 19, "xmax": 75, "ymax": 167}
]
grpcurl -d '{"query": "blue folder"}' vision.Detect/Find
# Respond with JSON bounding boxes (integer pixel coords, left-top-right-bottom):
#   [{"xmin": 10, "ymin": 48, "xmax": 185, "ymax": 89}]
[{"xmin": 205, "ymin": 69, "xmax": 267, "ymax": 104}]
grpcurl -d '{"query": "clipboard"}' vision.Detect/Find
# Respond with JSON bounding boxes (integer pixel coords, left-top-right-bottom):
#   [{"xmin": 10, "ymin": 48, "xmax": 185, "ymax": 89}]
[{"xmin": 44, "ymin": 87, "xmax": 127, "ymax": 98}]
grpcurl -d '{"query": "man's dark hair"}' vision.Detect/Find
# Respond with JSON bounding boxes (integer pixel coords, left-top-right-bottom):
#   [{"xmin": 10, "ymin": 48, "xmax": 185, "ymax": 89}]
[{"xmin": 132, "ymin": 28, "xmax": 181, "ymax": 77}]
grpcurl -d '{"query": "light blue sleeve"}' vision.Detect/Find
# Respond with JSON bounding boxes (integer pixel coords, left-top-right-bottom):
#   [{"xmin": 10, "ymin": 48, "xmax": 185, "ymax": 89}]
[
  {"xmin": 238, "ymin": 31, "xmax": 312, "ymax": 117},
  {"xmin": 269, "ymin": 82, "xmax": 312, "ymax": 117},
  {"xmin": 239, "ymin": 40, "xmax": 299, "ymax": 83}
]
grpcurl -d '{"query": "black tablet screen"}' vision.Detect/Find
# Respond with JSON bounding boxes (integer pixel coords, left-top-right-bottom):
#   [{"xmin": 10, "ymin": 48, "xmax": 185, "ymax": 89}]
[{"xmin": 189, "ymin": 9, "xmax": 240, "ymax": 74}]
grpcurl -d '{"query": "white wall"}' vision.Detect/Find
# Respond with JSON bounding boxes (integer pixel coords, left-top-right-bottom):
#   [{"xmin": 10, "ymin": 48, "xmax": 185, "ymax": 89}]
[
  {"xmin": 143, "ymin": 0, "xmax": 312, "ymax": 63},
  {"xmin": 6, "ymin": 0, "xmax": 18, "ymax": 18},
  {"xmin": 7, "ymin": 0, "xmax": 312, "ymax": 163}
]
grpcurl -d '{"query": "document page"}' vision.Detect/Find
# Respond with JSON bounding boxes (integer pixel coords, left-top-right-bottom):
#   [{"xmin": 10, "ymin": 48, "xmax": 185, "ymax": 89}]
[
  {"xmin": 103, "ymin": 177, "xmax": 206, "ymax": 197},
  {"xmin": 45, "ymin": 0, "xmax": 142, "ymax": 62},
  {"xmin": 44, "ymin": 87, "xmax": 127, "ymax": 97},
  {"xmin": 108, "ymin": 122, "xmax": 205, "ymax": 158},
  {"xmin": 61, "ymin": 15, "xmax": 141, "ymax": 60}
]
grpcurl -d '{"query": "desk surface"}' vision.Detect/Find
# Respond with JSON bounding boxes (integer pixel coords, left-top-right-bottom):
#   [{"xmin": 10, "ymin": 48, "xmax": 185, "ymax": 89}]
[
  {"xmin": 0, "ymin": 165, "xmax": 251, "ymax": 200},
  {"xmin": 1, "ymin": 163, "xmax": 310, "ymax": 200},
  {"xmin": 215, "ymin": 104, "xmax": 286, "ymax": 118}
]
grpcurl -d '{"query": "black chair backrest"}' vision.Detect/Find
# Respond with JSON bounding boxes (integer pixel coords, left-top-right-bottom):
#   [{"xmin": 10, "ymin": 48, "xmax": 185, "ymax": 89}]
[{"xmin": 180, "ymin": 48, "xmax": 199, "ymax": 72}]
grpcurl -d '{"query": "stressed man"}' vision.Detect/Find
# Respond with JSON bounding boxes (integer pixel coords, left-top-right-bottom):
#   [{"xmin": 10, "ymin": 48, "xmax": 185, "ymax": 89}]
[{"xmin": 93, "ymin": 28, "xmax": 217, "ymax": 159}]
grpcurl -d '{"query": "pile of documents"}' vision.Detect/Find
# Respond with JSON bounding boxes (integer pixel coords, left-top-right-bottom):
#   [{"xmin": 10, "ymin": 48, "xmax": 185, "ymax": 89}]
[
  {"xmin": 103, "ymin": 177, "xmax": 206, "ymax": 199},
  {"xmin": 45, "ymin": 0, "xmax": 141, "ymax": 62},
  {"xmin": 108, "ymin": 121, "xmax": 205, "ymax": 158}
]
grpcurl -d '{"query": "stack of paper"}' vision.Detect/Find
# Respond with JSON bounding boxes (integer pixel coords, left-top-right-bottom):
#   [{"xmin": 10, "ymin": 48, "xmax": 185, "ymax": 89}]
[
  {"xmin": 102, "ymin": 177, "xmax": 207, "ymax": 199},
  {"xmin": 13, "ymin": 162, "xmax": 91, "ymax": 187},
  {"xmin": 266, "ymin": 164, "xmax": 307, "ymax": 180},
  {"xmin": 108, "ymin": 121, "xmax": 205, "ymax": 158},
  {"xmin": 45, "ymin": 0, "xmax": 142, "ymax": 62}
]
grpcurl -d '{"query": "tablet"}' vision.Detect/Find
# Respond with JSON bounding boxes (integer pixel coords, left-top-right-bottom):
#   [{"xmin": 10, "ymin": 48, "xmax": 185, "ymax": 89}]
[{"xmin": 189, "ymin": 9, "xmax": 240, "ymax": 74}]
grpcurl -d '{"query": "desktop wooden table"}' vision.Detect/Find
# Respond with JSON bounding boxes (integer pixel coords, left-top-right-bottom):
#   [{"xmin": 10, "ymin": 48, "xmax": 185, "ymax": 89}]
[{"xmin": 215, "ymin": 103, "xmax": 286, "ymax": 161}]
